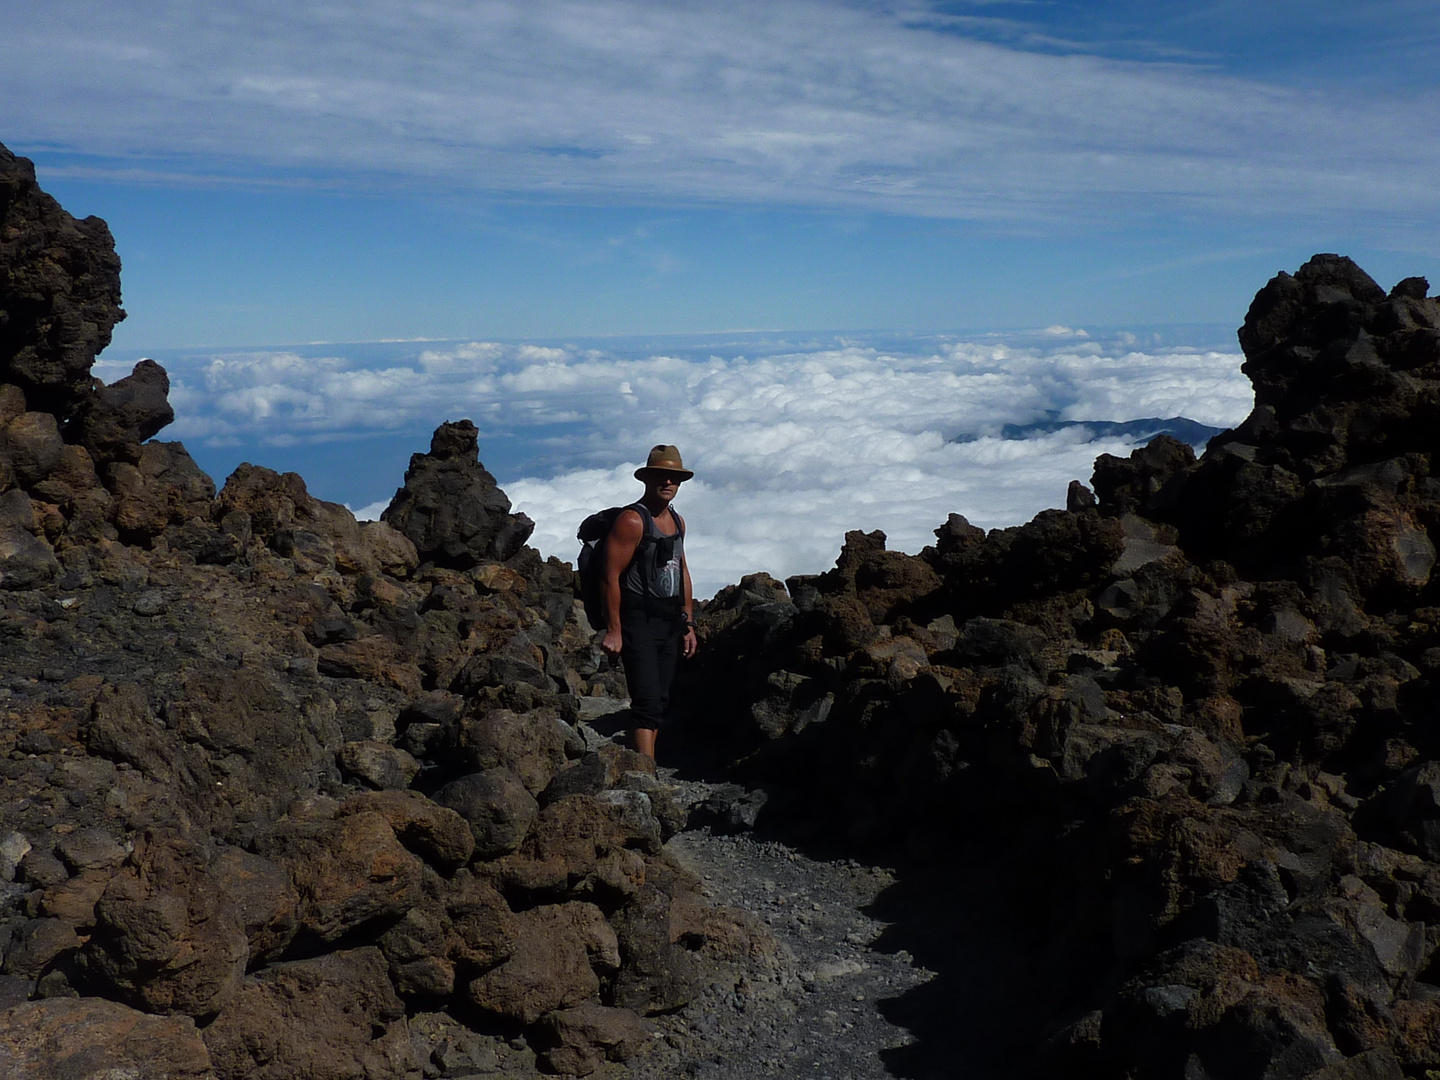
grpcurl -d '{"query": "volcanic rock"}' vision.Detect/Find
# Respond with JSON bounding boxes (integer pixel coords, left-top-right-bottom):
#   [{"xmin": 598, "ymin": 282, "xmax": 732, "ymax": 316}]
[
  {"xmin": 86, "ymin": 830, "xmax": 250, "ymax": 1018},
  {"xmin": 0, "ymin": 144, "xmax": 125, "ymax": 419},
  {"xmin": 0, "ymin": 148, "xmax": 710, "ymax": 1076},
  {"xmin": 466, "ymin": 901, "xmax": 618, "ymax": 1024},
  {"xmin": 254, "ymin": 808, "xmax": 426, "ymax": 945},
  {"xmin": 683, "ymin": 258, "xmax": 1440, "ymax": 1077},
  {"xmin": 70, "ymin": 357, "xmax": 175, "ymax": 464},
  {"xmin": 202, "ymin": 947, "xmax": 413, "ymax": 1080},
  {"xmin": 534, "ymin": 1002, "xmax": 649, "ymax": 1075},
  {"xmin": 382, "ymin": 419, "xmax": 535, "ymax": 567},
  {"xmin": 0, "ymin": 996, "xmax": 213, "ymax": 1079},
  {"xmin": 433, "ymin": 768, "xmax": 539, "ymax": 859}
]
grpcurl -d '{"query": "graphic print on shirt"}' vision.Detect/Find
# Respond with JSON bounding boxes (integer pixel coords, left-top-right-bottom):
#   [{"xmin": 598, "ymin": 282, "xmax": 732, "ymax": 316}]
[{"xmin": 657, "ymin": 552, "xmax": 681, "ymax": 598}]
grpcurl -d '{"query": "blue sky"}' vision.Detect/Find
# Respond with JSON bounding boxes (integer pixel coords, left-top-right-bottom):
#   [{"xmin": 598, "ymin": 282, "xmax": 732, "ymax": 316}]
[
  {"xmin": 8, "ymin": 0, "xmax": 1438, "ymax": 348},
  {"xmin": 6, "ymin": 1, "xmax": 1440, "ymax": 589}
]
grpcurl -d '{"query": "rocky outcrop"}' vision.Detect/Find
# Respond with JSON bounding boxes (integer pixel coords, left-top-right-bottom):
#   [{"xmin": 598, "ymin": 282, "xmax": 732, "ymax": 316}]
[
  {"xmin": 685, "ymin": 257, "xmax": 1440, "ymax": 1078},
  {"xmin": 382, "ymin": 419, "xmax": 536, "ymax": 566},
  {"xmin": 0, "ymin": 143, "xmax": 748, "ymax": 1078},
  {"xmin": 0, "ymin": 143, "xmax": 125, "ymax": 420}
]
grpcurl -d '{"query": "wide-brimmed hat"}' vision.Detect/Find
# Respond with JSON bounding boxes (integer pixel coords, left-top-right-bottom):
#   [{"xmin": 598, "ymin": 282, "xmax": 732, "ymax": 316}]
[{"xmin": 634, "ymin": 444, "xmax": 694, "ymax": 481}]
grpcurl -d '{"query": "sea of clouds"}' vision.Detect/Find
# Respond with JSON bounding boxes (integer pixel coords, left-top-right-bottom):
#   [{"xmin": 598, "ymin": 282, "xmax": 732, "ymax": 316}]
[{"xmin": 98, "ymin": 331, "xmax": 1254, "ymax": 597}]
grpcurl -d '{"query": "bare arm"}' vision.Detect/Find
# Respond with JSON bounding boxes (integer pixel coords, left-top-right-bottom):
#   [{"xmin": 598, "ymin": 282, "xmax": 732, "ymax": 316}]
[
  {"xmin": 600, "ymin": 509, "xmax": 643, "ymax": 658},
  {"xmin": 681, "ymin": 547, "xmax": 697, "ymax": 659}
]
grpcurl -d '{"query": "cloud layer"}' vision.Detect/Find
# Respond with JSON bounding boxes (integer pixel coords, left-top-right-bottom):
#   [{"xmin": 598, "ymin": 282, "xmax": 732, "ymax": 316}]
[
  {"xmin": 9, "ymin": 1, "xmax": 1440, "ymax": 223},
  {"xmin": 118, "ymin": 331, "xmax": 1255, "ymax": 595}
]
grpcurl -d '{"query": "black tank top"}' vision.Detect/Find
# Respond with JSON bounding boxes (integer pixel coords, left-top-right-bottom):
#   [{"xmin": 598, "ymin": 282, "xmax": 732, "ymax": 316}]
[{"xmin": 620, "ymin": 503, "xmax": 684, "ymax": 604}]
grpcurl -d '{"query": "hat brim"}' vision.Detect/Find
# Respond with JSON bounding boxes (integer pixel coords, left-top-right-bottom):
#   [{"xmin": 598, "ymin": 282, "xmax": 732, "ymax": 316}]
[{"xmin": 635, "ymin": 466, "xmax": 694, "ymax": 482}]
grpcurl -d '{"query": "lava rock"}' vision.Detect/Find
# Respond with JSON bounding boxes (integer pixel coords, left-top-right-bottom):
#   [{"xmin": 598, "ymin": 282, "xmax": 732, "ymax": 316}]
[{"xmin": 381, "ymin": 420, "xmax": 535, "ymax": 567}]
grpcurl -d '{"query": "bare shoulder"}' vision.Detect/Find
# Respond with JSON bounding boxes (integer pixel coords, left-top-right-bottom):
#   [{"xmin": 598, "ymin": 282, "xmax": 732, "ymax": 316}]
[{"xmin": 611, "ymin": 508, "xmax": 645, "ymax": 541}]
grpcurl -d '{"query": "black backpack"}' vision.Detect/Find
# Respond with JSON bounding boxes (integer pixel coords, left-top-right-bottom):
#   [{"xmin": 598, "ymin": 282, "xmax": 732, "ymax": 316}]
[{"xmin": 576, "ymin": 502, "xmax": 682, "ymax": 631}]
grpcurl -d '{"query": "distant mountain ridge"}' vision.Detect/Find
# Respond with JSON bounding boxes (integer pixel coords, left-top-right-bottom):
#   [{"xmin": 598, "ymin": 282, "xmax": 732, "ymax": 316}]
[{"xmin": 997, "ymin": 415, "xmax": 1225, "ymax": 447}]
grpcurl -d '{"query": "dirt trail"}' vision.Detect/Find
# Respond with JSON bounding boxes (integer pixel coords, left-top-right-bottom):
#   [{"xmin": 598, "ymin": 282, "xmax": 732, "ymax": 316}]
[{"xmin": 626, "ymin": 771, "xmax": 934, "ymax": 1080}]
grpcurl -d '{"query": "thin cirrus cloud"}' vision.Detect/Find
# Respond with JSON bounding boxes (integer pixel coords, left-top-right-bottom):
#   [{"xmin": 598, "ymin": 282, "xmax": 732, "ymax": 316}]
[
  {"xmin": 111, "ymin": 332, "xmax": 1256, "ymax": 596},
  {"xmin": 6, "ymin": 1, "xmax": 1439, "ymax": 224}
]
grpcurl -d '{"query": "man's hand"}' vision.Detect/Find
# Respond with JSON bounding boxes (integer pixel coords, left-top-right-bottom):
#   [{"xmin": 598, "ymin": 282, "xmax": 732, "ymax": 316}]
[
  {"xmin": 601, "ymin": 627, "xmax": 623, "ymax": 659},
  {"xmin": 682, "ymin": 627, "xmax": 698, "ymax": 659}
]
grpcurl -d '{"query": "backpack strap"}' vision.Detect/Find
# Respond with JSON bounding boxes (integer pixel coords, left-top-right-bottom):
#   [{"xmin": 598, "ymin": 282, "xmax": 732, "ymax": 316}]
[
  {"xmin": 621, "ymin": 503, "xmax": 655, "ymax": 602},
  {"xmin": 616, "ymin": 503, "xmax": 683, "ymax": 613}
]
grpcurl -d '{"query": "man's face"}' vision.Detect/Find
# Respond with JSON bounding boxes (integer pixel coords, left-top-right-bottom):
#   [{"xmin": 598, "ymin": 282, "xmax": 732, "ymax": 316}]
[{"xmin": 644, "ymin": 470, "xmax": 683, "ymax": 500}]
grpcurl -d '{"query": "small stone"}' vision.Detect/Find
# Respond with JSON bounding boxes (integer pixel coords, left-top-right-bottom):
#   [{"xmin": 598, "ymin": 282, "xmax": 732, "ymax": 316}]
[
  {"xmin": 132, "ymin": 592, "xmax": 167, "ymax": 617},
  {"xmin": 56, "ymin": 827, "xmax": 127, "ymax": 873},
  {"xmin": 18, "ymin": 848, "xmax": 68, "ymax": 889},
  {"xmin": 338, "ymin": 741, "xmax": 421, "ymax": 791},
  {"xmin": 0, "ymin": 831, "xmax": 32, "ymax": 882}
]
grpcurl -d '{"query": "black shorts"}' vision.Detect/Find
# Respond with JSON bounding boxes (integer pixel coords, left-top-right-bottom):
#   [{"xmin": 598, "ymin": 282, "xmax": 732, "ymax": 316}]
[{"xmin": 619, "ymin": 607, "xmax": 682, "ymax": 730}]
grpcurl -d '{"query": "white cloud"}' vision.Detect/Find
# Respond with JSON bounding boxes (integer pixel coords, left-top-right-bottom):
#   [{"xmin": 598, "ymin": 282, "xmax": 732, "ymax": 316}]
[
  {"xmin": 352, "ymin": 499, "xmax": 390, "ymax": 522},
  {"xmin": 5, "ymin": 1, "xmax": 1439, "ymax": 223},
  {"xmin": 150, "ymin": 331, "xmax": 1253, "ymax": 595}
]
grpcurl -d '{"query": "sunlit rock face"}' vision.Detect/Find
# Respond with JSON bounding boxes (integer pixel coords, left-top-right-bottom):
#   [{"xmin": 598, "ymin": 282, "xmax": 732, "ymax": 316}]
[{"xmin": 0, "ymin": 140, "xmax": 724, "ymax": 1080}]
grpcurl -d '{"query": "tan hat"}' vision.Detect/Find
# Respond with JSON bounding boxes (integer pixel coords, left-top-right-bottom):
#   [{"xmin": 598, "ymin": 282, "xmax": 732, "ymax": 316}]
[{"xmin": 635, "ymin": 444, "xmax": 694, "ymax": 481}]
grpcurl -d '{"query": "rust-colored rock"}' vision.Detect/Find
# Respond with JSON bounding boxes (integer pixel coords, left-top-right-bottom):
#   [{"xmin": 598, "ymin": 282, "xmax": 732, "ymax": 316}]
[
  {"xmin": 338, "ymin": 788, "xmax": 475, "ymax": 871},
  {"xmin": 534, "ymin": 1002, "xmax": 649, "ymax": 1075},
  {"xmin": 86, "ymin": 830, "xmax": 249, "ymax": 1017},
  {"xmin": 466, "ymin": 901, "xmax": 618, "ymax": 1025},
  {"xmin": 0, "ymin": 996, "xmax": 213, "ymax": 1080},
  {"xmin": 203, "ymin": 947, "xmax": 413, "ymax": 1080},
  {"xmin": 254, "ymin": 809, "xmax": 425, "ymax": 944}
]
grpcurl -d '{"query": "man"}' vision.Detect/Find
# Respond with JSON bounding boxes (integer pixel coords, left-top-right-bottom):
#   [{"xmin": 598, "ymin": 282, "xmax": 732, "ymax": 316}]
[{"xmin": 599, "ymin": 444, "xmax": 698, "ymax": 759}]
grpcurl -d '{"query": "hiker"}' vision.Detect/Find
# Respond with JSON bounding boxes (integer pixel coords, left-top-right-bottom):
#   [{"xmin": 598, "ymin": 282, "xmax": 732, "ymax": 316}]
[{"xmin": 599, "ymin": 444, "xmax": 698, "ymax": 759}]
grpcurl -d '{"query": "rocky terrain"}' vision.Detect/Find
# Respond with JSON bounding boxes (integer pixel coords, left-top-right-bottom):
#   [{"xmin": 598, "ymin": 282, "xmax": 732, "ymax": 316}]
[
  {"xmin": 0, "ymin": 140, "xmax": 764, "ymax": 1079},
  {"xmin": 6, "ymin": 133, "xmax": 1440, "ymax": 1080},
  {"xmin": 682, "ymin": 254, "xmax": 1440, "ymax": 1078}
]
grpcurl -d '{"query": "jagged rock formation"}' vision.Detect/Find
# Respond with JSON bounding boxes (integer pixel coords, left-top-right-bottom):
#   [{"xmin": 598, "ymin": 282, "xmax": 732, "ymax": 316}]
[
  {"xmin": 0, "ymin": 143, "xmax": 125, "ymax": 421},
  {"xmin": 686, "ymin": 256, "xmax": 1440, "ymax": 1078},
  {"xmin": 0, "ymin": 142, "xmax": 750, "ymax": 1079},
  {"xmin": 383, "ymin": 420, "xmax": 536, "ymax": 567}
]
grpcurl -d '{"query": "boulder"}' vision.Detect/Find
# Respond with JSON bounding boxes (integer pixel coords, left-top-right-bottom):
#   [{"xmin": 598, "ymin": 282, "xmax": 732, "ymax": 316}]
[
  {"xmin": 609, "ymin": 882, "xmax": 699, "ymax": 1014},
  {"xmin": 4, "ymin": 409, "xmax": 64, "ymax": 486},
  {"xmin": 86, "ymin": 830, "xmax": 249, "ymax": 1017},
  {"xmin": 488, "ymin": 793, "xmax": 645, "ymax": 904},
  {"xmin": 316, "ymin": 637, "xmax": 424, "ymax": 694},
  {"xmin": 381, "ymin": 420, "xmax": 535, "ymax": 567},
  {"xmin": 56, "ymin": 826, "xmax": 128, "ymax": 873},
  {"xmin": 106, "ymin": 441, "xmax": 216, "ymax": 542},
  {"xmin": 360, "ymin": 519, "xmax": 419, "ymax": 577},
  {"xmin": 466, "ymin": 901, "xmax": 618, "ymax": 1025},
  {"xmin": 0, "ymin": 517, "xmax": 58, "ymax": 589},
  {"xmin": 338, "ymin": 739, "xmax": 421, "ymax": 790},
  {"xmin": 534, "ymin": 1003, "xmax": 649, "ymax": 1076},
  {"xmin": 254, "ymin": 809, "xmax": 425, "ymax": 943},
  {"xmin": 71, "ymin": 357, "xmax": 175, "ymax": 463},
  {"xmin": 338, "ymin": 789, "xmax": 475, "ymax": 871},
  {"xmin": 202, "ymin": 947, "xmax": 413, "ymax": 1080},
  {"xmin": 214, "ymin": 462, "xmax": 379, "ymax": 575},
  {"xmin": 432, "ymin": 768, "xmax": 539, "ymax": 859},
  {"xmin": 0, "ymin": 996, "xmax": 213, "ymax": 1080},
  {"xmin": 1, "ymin": 917, "xmax": 81, "ymax": 979},
  {"xmin": 460, "ymin": 706, "xmax": 567, "ymax": 795}
]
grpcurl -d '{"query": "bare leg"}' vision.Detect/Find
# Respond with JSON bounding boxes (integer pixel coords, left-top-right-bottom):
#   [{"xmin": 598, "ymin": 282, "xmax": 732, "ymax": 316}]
[{"xmin": 633, "ymin": 728, "xmax": 657, "ymax": 759}]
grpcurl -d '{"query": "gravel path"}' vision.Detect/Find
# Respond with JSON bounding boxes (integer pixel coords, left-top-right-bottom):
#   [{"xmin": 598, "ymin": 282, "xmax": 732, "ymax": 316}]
[{"xmin": 626, "ymin": 771, "xmax": 935, "ymax": 1080}]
